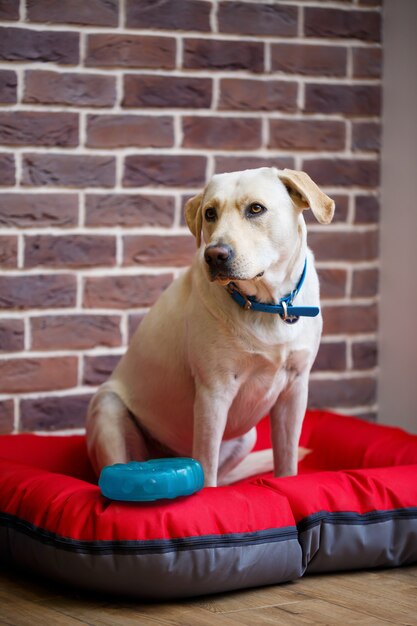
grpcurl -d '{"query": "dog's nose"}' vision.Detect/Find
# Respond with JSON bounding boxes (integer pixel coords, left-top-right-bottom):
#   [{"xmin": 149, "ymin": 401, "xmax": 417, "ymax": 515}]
[{"xmin": 204, "ymin": 244, "xmax": 233, "ymax": 268}]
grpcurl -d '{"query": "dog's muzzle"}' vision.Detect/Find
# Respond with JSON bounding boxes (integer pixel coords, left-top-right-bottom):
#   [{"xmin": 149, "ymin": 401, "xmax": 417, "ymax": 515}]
[{"xmin": 204, "ymin": 244, "xmax": 235, "ymax": 279}]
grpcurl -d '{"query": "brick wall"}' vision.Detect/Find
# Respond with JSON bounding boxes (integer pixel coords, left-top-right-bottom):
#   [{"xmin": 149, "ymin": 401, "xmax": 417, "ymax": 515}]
[{"xmin": 0, "ymin": 0, "xmax": 382, "ymax": 433}]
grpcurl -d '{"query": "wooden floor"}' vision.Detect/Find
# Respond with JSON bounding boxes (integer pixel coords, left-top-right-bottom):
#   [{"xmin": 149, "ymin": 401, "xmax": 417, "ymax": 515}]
[{"xmin": 0, "ymin": 565, "xmax": 416, "ymax": 625}]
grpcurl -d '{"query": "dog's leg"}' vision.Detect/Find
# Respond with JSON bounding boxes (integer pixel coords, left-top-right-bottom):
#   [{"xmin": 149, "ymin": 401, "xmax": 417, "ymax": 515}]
[
  {"xmin": 217, "ymin": 428, "xmax": 257, "ymax": 485},
  {"xmin": 269, "ymin": 372, "xmax": 309, "ymax": 477},
  {"xmin": 86, "ymin": 383, "xmax": 149, "ymax": 476},
  {"xmin": 192, "ymin": 383, "xmax": 236, "ymax": 487}
]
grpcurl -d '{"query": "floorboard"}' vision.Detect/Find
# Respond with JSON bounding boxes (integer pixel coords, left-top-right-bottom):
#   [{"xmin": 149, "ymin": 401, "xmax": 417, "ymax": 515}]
[{"xmin": 0, "ymin": 565, "xmax": 416, "ymax": 626}]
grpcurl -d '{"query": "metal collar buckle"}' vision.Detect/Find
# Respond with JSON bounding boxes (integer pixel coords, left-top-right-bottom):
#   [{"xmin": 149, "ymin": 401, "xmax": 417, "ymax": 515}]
[{"xmin": 280, "ymin": 300, "xmax": 300, "ymax": 325}]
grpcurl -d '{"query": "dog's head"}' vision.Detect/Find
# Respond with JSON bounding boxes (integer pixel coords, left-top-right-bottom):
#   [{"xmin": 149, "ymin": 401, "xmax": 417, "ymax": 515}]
[{"xmin": 185, "ymin": 167, "xmax": 334, "ymax": 284}]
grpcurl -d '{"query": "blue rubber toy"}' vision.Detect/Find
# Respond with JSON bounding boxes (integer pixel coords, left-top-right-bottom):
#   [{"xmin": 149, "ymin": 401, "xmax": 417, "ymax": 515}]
[{"xmin": 99, "ymin": 458, "xmax": 205, "ymax": 502}]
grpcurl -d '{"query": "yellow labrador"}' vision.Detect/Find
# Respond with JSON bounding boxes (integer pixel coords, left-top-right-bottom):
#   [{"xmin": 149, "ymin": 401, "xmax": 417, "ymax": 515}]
[{"xmin": 86, "ymin": 168, "xmax": 334, "ymax": 487}]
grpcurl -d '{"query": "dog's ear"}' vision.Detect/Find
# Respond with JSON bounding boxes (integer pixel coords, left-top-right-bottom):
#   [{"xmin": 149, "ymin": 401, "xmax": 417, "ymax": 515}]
[
  {"xmin": 278, "ymin": 168, "xmax": 335, "ymax": 224},
  {"xmin": 185, "ymin": 192, "xmax": 204, "ymax": 247}
]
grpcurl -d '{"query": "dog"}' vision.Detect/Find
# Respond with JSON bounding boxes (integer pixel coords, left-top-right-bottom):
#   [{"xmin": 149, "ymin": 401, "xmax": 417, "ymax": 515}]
[{"xmin": 86, "ymin": 167, "xmax": 334, "ymax": 487}]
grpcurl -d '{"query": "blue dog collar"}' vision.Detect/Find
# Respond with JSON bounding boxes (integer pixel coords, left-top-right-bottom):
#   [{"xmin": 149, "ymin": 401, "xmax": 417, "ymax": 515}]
[{"xmin": 226, "ymin": 258, "xmax": 319, "ymax": 324}]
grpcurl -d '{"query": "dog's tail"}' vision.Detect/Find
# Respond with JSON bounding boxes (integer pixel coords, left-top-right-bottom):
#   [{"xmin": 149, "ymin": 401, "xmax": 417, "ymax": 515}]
[{"xmin": 218, "ymin": 447, "xmax": 310, "ymax": 486}]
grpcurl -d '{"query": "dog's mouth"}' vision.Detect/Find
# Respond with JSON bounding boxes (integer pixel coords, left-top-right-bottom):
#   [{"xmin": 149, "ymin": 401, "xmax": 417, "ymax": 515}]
[{"xmin": 211, "ymin": 271, "xmax": 265, "ymax": 286}]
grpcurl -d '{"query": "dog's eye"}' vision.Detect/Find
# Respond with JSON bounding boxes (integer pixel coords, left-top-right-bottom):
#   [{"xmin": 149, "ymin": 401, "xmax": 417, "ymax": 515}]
[
  {"xmin": 204, "ymin": 207, "xmax": 217, "ymax": 222},
  {"xmin": 247, "ymin": 203, "xmax": 267, "ymax": 217}
]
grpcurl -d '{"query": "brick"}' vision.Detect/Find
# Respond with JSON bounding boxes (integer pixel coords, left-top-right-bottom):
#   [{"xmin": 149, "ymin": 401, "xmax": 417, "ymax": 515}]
[
  {"xmin": 25, "ymin": 234, "xmax": 116, "ymax": 269},
  {"xmin": 0, "ymin": 112, "xmax": 78, "ymax": 147},
  {"xmin": 215, "ymin": 156, "xmax": 295, "ymax": 176},
  {"xmin": 0, "ymin": 154, "xmax": 15, "ymax": 186},
  {"xmin": 88, "ymin": 194, "xmax": 174, "ymax": 230},
  {"xmin": 219, "ymin": 78, "xmax": 297, "ymax": 112},
  {"xmin": 126, "ymin": 0, "xmax": 211, "ymax": 32},
  {"xmin": 22, "ymin": 154, "xmax": 116, "ymax": 188},
  {"xmin": 355, "ymin": 195, "xmax": 379, "ymax": 224},
  {"xmin": 269, "ymin": 120, "xmax": 345, "ymax": 151},
  {"xmin": 310, "ymin": 230, "xmax": 378, "ymax": 262},
  {"xmin": 352, "ymin": 268, "xmax": 379, "ymax": 297},
  {"xmin": 124, "ymin": 155, "xmax": 206, "ymax": 188},
  {"xmin": 271, "ymin": 44, "xmax": 347, "ymax": 77},
  {"xmin": 0, "ymin": 400, "xmax": 14, "ymax": 434},
  {"xmin": 20, "ymin": 394, "xmax": 93, "ymax": 432},
  {"xmin": 27, "ymin": 0, "xmax": 118, "ymax": 26},
  {"xmin": 183, "ymin": 117, "xmax": 262, "ymax": 150},
  {"xmin": 83, "ymin": 354, "xmax": 121, "ymax": 386},
  {"xmin": 305, "ymin": 84, "xmax": 381, "ymax": 116},
  {"xmin": 0, "ymin": 27, "xmax": 79, "ymax": 64},
  {"xmin": 123, "ymin": 235, "xmax": 195, "ymax": 268},
  {"xmin": 0, "ymin": 0, "xmax": 19, "ymax": 19},
  {"xmin": 24, "ymin": 70, "xmax": 116, "ymax": 107},
  {"xmin": 128, "ymin": 313, "xmax": 146, "ymax": 341},
  {"xmin": 309, "ymin": 376, "xmax": 377, "ymax": 408},
  {"xmin": 218, "ymin": 2, "xmax": 297, "ymax": 36},
  {"xmin": 0, "ymin": 356, "xmax": 78, "ymax": 393},
  {"xmin": 312, "ymin": 341, "xmax": 347, "ymax": 372},
  {"xmin": 0, "ymin": 193, "xmax": 78, "ymax": 228},
  {"xmin": 0, "ymin": 319, "xmax": 24, "ymax": 352},
  {"xmin": 304, "ymin": 8, "xmax": 381, "ymax": 42},
  {"xmin": 0, "ymin": 235, "xmax": 17, "ymax": 268},
  {"xmin": 0, "ymin": 70, "xmax": 17, "ymax": 104},
  {"xmin": 86, "ymin": 34, "xmax": 175, "ymax": 69},
  {"xmin": 0, "ymin": 274, "xmax": 76, "ymax": 310},
  {"xmin": 183, "ymin": 39, "xmax": 263, "ymax": 73},
  {"xmin": 86, "ymin": 194, "xmax": 174, "ymax": 228},
  {"xmin": 123, "ymin": 75, "xmax": 211, "ymax": 109},
  {"xmin": 304, "ymin": 194, "xmax": 348, "ymax": 224},
  {"xmin": 302, "ymin": 158, "xmax": 379, "ymax": 187},
  {"xmin": 352, "ymin": 340, "xmax": 378, "ymax": 370},
  {"xmin": 31, "ymin": 315, "xmax": 122, "ymax": 350},
  {"xmin": 86, "ymin": 114, "xmax": 174, "ymax": 149},
  {"xmin": 322, "ymin": 303, "xmax": 378, "ymax": 335},
  {"xmin": 352, "ymin": 122, "xmax": 381, "ymax": 152},
  {"xmin": 317, "ymin": 268, "xmax": 347, "ymax": 298},
  {"xmin": 84, "ymin": 274, "xmax": 173, "ymax": 309},
  {"xmin": 352, "ymin": 47, "xmax": 382, "ymax": 78}
]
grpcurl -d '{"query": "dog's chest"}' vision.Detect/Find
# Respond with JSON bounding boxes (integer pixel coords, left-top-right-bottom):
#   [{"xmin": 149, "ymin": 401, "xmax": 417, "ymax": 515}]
[{"xmin": 224, "ymin": 344, "xmax": 304, "ymax": 438}]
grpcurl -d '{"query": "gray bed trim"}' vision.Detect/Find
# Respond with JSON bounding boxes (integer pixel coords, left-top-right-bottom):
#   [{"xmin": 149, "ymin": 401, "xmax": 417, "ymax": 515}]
[
  {"xmin": 0, "ymin": 525, "xmax": 303, "ymax": 599},
  {"xmin": 299, "ymin": 509, "xmax": 417, "ymax": 574},
  {"xmin": 1, "ymin": 507, "xmax": 417, "ymax": 598}
]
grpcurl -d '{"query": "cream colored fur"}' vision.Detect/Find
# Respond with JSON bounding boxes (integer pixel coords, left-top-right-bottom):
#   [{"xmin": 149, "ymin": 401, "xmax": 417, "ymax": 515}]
[{"xmin": 86, "ymin": 167, "xmax": 334, "ymax": 487}]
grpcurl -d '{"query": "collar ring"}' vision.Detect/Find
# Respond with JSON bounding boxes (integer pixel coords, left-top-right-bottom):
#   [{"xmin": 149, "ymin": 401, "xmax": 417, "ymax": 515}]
[{"xmin": 281, "ymin": 300, "xmax": 288, "ymax": 321}]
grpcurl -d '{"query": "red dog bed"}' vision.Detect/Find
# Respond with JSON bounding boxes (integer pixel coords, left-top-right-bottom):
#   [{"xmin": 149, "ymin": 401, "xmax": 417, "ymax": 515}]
[{"xmin": 1, "ymin": 410, "xmax": 416, "ymax": 599}]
